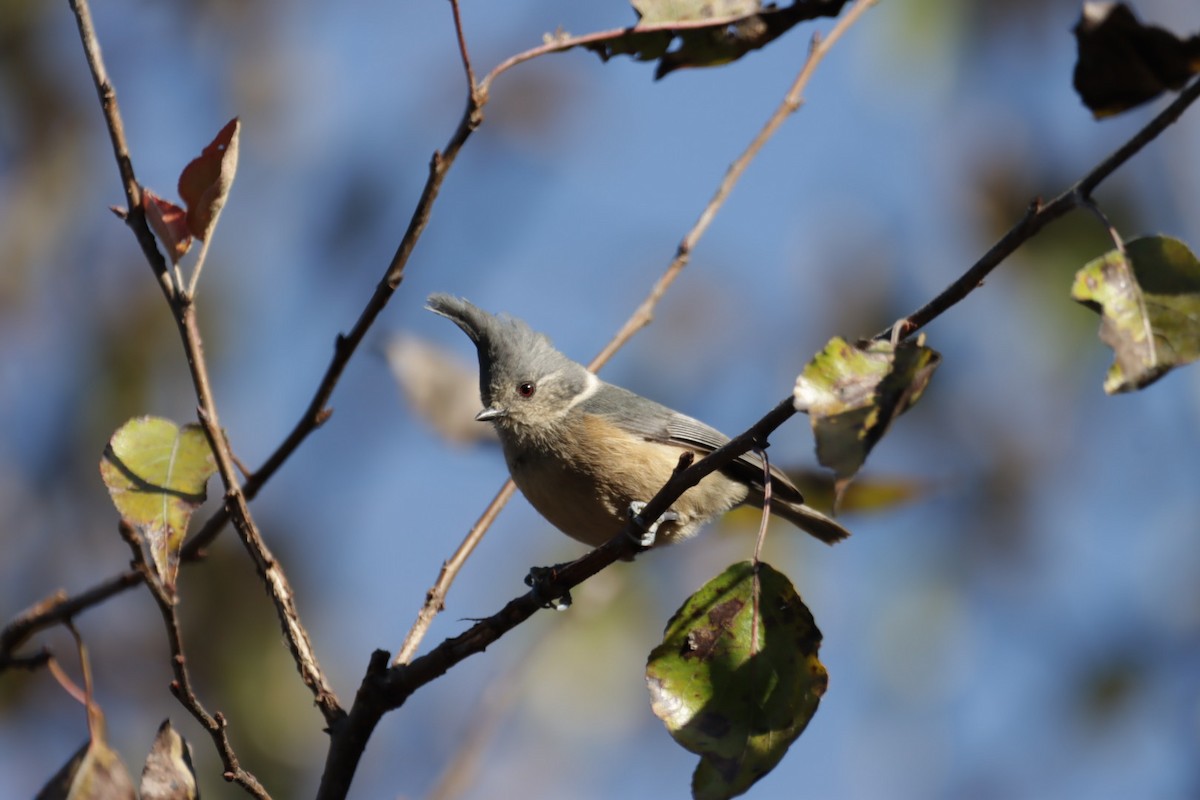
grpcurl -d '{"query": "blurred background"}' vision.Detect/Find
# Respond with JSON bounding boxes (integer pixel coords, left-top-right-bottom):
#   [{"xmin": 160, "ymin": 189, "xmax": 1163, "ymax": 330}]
[{"xmin": 2, "ymin": 0, "xmax": 1199, "ymax": 797}]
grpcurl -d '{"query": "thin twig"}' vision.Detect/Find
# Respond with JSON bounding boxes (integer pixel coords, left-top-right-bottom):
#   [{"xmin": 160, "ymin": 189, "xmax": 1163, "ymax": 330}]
[
  {"xmin": 394, "ymin": 480, "xmax": 517, "ymax": 665},
  {"xmin": 875, "ymin": 74, "xmax": 1200, "ymax": 343},
  {"xmin": 1078, "ymin": 194, "xmax": 1126, "ymax": 254},
  {"xmin": 591, "ymin": 0, "xmax": 878, "ymax": 367},
  {"xmin": 185, "ymin": 231, "xmax": 216, "ymax": 300},
  {"xmin": 448, "ymin": 0, "xmax": 478, "ymax": 99},
  {"xmin": 118, "ymin": 523, "xmax": 270, "ymax": 798},
  {"xmin": 182, "ymin": 309, "xmax": 342, "ymax": 726},
  {"xmin": 68, "ymin": 0, "xmax": 176, "ymax": 300},
  {"xmin": 391, "ymin": 0, "xmax": 880, "ymax": 669},
  {"xmin": 68, "ymin": 0, "xmax": 137, "ymax": 213}
]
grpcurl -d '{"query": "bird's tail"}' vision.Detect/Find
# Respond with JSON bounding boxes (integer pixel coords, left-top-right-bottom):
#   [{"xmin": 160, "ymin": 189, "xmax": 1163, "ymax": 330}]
[{"xmin": 767, "ymin": 496, "xmax": 851, "ymax": 545}]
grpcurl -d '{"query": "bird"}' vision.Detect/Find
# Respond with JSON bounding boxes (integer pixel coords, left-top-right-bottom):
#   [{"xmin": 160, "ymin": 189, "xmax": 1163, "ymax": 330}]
[{"xmin": 427, "ymin": 293, "xmax": 850, "ymax": 549}]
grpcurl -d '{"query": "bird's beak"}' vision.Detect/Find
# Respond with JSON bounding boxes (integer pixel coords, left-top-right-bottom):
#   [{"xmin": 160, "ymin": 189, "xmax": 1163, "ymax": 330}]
[{"xmin": 475, "ymin": 406, "xmax": 507, "ymax": 422}]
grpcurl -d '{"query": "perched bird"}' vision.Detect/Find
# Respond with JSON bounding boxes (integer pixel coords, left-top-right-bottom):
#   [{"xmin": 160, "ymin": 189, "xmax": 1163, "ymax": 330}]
[{"xmin": 427, "ymin": 294, "xmax": 850, "ymax": 548}]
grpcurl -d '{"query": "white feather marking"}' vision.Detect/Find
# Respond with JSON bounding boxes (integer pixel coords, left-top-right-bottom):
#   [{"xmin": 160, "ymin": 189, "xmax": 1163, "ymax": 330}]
[{"xmin": 563, "ymin": 370, "xmax": 601, "ymax": 413}]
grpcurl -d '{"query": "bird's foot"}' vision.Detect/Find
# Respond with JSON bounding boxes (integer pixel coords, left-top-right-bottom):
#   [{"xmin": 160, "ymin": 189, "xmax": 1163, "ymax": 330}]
[
  {"xmin": 525, "ymin": 564, "xmax": 572, "ymax": 610},
  {"xmin": 628, "ymin": 502, "xmax": 679, "ymax": 548}
]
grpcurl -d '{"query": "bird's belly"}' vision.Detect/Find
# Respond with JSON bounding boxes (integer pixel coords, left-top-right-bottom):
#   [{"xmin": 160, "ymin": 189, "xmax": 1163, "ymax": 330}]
[
  {"xmin": 508, "ymin": 453, "xmax": 627, "ymax": 547},
  {"xmin": 505, "ymin": 445, "xmax": 747, "ymax": 548}
]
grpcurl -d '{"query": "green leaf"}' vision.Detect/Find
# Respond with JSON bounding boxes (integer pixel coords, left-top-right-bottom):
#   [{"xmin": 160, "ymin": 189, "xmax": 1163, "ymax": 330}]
[
  {"xmin": 646, "ymin": 561, "xmax": 826, "ymax": 800},
  {"xmin": 794, "ymin": 336, "xmax": 940, "ymax": 484},
  {"xmin": 1071, "ymin": 235, "xmax": 1200, "ymax": 393},
  {"xmin": 584, "ymin": 0, "xmax": 851, "ymax": 80},
  {"xmin": 99, "ymin": 417, "xmax": 216, "ymax": 589}
]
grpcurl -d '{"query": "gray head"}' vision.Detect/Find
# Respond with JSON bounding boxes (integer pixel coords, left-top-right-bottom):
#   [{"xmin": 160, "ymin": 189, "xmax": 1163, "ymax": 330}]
[{"xmin": 426, "ymin": 294, "xmax": 593, "ymax": 437}]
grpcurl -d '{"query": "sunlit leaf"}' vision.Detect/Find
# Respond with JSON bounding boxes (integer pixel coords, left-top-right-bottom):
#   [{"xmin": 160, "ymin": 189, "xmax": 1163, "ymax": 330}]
[
  {"xmin": 794, "ymin": 336, "xmax": 940, "ymax": 487},
  {"xmin": 1071, "ymin": 235, "xmax": 1200, "ymax": 393},
  {"xmin": 178, "ymin": 118, "xmax": 240, "ymax": 240},
  {"xmin": 99, "ymin": 417, "xmax": 216, "ymax": 589},
  {"xmin": 584, "ymin": 0, "xmax": 851, "ymax": 79},
  {"xmin": 646, "ymin": 561, "xmax": 826, "ymax": 800},
  {"xmin": 1072, "ymin": 2, "xmax": 1200, "ymax": 118},
  {"xmin": 634, "ymin": 0, "xmax": 759, "ymax": 25},
  {"xmin": 139, "ymin": 720, "xmax": 198, "ymax": 800},
  {"xmin": 141, "ymin": 190, "xmax": 192, "ymax": 264}
]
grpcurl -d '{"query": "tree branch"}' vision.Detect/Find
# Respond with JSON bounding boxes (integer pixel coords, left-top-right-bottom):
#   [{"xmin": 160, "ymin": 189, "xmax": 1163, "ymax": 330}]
[
  {"xmin": 318, "ymin": 396, "xmax": 797, "ymax": 800},
  {"xmin": 118, "ymin": 522, "xmax": 269, "ymax": 798},
  {"xmin": 877, "ymin": 74, "xmax": 1200, "ymax": 343}
]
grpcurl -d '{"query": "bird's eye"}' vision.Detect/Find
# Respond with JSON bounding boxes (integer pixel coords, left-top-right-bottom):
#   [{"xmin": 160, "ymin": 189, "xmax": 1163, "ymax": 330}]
[{"xmin": 517, "ymin": 381, "xmax": 536, "ymax": 398}]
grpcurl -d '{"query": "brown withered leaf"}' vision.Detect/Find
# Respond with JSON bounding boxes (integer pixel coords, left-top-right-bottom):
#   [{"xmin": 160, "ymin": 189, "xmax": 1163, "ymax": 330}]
[
  {"xmin": 178, "ymin": 118, "xmax": 240, "ymax": 240},
  {"xmin": 142, "ymin": 190, "xmax": 192, "ymax": 264},
  {"xmin": 585, "ymin": 0, "xmax": 851, "ymax": 80}
]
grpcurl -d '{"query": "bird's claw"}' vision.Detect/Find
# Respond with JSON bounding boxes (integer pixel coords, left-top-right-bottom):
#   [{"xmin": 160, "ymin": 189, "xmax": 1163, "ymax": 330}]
[
  {"xmin": 628, "ymin": 501, "xmax": 679, "ymax": 548},
  {"xmin": 525, "ymin": 565, "xmax": 572, "ymax": 610}
]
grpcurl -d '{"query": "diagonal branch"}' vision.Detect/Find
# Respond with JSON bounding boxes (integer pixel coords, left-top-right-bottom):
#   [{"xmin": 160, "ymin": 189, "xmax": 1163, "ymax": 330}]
[
  {"xmin": 877, "ymin": 75, "xmax": 1200, "ymax": 343},
  {"xmin": 319, "ymin": 396, "xmax": 798, "ymax": 800}
]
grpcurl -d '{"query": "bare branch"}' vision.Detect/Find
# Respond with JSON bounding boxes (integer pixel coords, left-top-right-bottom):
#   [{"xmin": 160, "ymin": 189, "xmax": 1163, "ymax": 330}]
[
  {"xmin": 448, "ymin": 0, "xmax": 479, "ymax": 100},
  {"xmin": 319, "ymin": 396, "xmax": 798, "ymax": 800},
  {"xmin": 118, "ymin": 523, "xmax": 270, "ymax": 798},
  {"xmin": 184, "ymin": 313, "xmax": 343, "ymax": 726},
  {"xmin": 592, "ymin": 0, "xmax": 878, "ymax": 368},
  {"xmin": 394, "ymin": 481, "xmax": 518, "ymax": 665},
  {"xmin": 876, "ymin": 75, "xmax": 1200, "ymax": 343},
  {"xmin": 68, "ymin": 0, "xmax": 176, "ymax": 300}
]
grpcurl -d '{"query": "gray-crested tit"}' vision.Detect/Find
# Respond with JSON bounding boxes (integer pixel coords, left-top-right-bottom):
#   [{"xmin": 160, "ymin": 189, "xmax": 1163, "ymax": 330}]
[{"xmin": 427, "ymin": 294, "xmax": 850, "ymax": 548}]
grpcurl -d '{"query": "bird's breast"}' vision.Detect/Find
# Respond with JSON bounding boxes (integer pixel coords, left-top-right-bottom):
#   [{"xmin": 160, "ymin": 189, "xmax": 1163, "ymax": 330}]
[{"xmin": 499, "ymin": 414, "xmax": 748, "ymax": 547}]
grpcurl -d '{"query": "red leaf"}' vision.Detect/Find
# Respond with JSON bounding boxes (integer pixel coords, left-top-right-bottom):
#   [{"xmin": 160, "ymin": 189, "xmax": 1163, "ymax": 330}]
[
  {"xmin": 142, "ymin": 190, "xmax": 193, "ymax": 264},
  {"xmin": 177, "ymin": 117, "xmax": 240, "ymax": 240}
]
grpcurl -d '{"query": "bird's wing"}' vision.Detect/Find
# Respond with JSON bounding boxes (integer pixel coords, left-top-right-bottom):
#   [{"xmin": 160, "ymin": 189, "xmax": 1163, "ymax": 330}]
[{"xmin": 589, "ymin": 383, "xmax": 804, "ymax": 501}]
